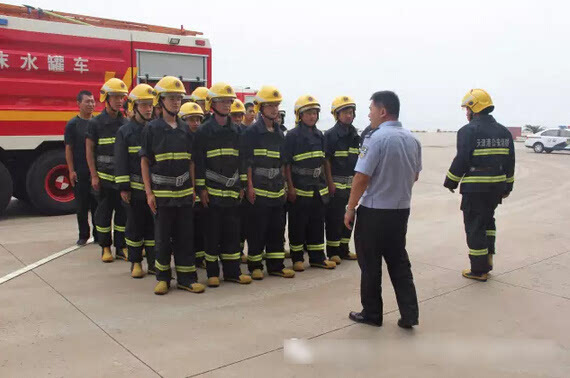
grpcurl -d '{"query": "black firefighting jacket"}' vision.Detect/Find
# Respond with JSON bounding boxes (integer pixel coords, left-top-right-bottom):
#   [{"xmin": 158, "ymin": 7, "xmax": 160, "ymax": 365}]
[
  {"xmin": 324, "ymin": 122, "xmax": 361, "ymax": 198},
  {"xmin": 114, "ymin": 118, "xmax": 146, "ymax": 200}
]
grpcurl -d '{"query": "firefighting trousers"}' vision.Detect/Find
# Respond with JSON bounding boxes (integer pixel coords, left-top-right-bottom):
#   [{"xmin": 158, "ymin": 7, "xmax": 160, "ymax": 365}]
[
  {"xmin": 354, "ymin": 206, "xmax": 419, "ymax": 323},
  {"xmin": 461, "ymin": 193, "xmax": 501, "ymax": 274},
  {"xmin": 204, "ymin": 205, "xmax": 242, "ymax": 279},
  {"xmin": 239, "ymin": 199, "xmax": 250, "ymax": 254},
  {"xmin": 194, "ymin": 203, "xmax": 206, "ymax": 265},
  {"xmin": 94, "ymin": 186, "xmax": 126, "ymax": 249},
  {"xmin": 288, "ymin": 197, "xmax": 326, "ymax": 264},
  {"xmin": 125, "ymin": 199, "xmax": 155, "ymax": 268},
  {"xmin": 154, "ymin": 205, "xmax": 197, "ymax": 285},
  {"xmin": 246, "ymin": 204, "xmax": 286, "ymax": 273},
  {"xmin": 325, "ymin": 195, "xmax": 353, "ymax": 258}
]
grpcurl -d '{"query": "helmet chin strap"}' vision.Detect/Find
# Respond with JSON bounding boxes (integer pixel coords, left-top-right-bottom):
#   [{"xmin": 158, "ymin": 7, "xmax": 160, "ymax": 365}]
[
  {"xmin": 211, "ymin": 103, "xmax": 229, "ymax": 117},
  {"xmin": 135, "ymin": 105, "xmax": 152, "ymax": 123},
  {"xmin": 159, "ymin": 98, "xmax": 178, "ymax": 118},
  {"xmin": 106, "ymin": 98, "xmax": 119, "ymax": 114}
]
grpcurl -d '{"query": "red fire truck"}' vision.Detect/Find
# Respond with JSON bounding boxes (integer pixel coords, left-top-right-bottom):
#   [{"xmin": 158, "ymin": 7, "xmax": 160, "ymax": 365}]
[{"xmin": 0, "ymin": 4, "xmax": 215, "ymax": 214}]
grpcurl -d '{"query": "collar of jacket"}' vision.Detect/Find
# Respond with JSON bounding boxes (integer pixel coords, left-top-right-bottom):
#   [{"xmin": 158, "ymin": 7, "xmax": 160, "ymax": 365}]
[
  {"xmin": 253, "ymin": 117, "xmax": 282, "ymax": 136},
  {"xmin": 100, "ymin": 108, "xmax": 124, "ymax": 125},
  {"xmin": 298, "ymin": 122, "xmax": 321, "ymax": 137},
  {"xmin": 204, "ymin": 115, "xmax": 238, "ymax": 132},
  {"xmin": 471, "ymin": 114, "xmax": 496, "ymax": 125},
  {"xmin": 158, "ymin": 117, "xmax": 188, "ymax": 132},
  {"xmin": 332, "ymin": 121, "xmax": 357, "ymax": 138}
]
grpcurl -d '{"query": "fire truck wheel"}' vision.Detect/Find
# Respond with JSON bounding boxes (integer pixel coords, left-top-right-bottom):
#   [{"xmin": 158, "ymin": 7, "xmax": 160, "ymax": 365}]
[
  {"xmin": 26, "ymin": 150, "xmax": 75, "ymax": 215},
  {"xmin": 0, "ymin": 162, "xmax": 13, "ymax": 215}
]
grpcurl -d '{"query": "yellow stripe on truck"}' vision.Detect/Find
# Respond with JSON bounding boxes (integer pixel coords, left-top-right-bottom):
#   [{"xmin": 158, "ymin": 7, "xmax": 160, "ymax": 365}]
[{"xmin": 0, "ymin": 110, "xmax": 100, "ymax": 122}]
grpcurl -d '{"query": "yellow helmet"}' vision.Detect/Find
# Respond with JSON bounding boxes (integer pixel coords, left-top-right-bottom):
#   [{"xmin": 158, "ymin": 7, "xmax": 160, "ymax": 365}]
[
  {"xmin": 294, "ymin": 94, "xmax": 320, "ymax": 123},
  {"xmin": 153, "ymin": 76, "xmax": 186, "ymax": 107},
  {"xmin": 253, "ymin": 85, "xmax": 283, "ymax": 114},
  {"xmin": 179, "ymin": 102, "xmax": 204, "ymax": 120},
  {"xmin": 190, "ymin": 87, "xmax": 209, "ymax": 102},
  {"xmin": 127, "ymin": 84, "xmax": 154, "ymax": 112},
  {"xmin": 206, "ymin": 82, "xmax": 236, "ymax": 111},
  {"xmin": 331, "ymin": 96, "xmax": 356, "ymax": 121},
  {"xmin": 461, "ymin": 89, "xmax": 494, "ymax": 113},
  {"xmin": 100, "ymin": 78, "xmax": 128, "ymax": 103},
  {"xmin": 230, "ymin": 99, "xmax": 246, "ymax": 114}
]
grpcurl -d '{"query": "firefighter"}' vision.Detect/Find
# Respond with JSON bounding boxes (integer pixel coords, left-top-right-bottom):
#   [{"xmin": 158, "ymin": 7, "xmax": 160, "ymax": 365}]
[
  {"xmin": 323, "ymin": 96, "xmax": 360, "ymax": 264},
  {"xmin": 230, "ymin": 99, "xmax": 246, "ymax": 128},
  {"xmin": 114, "ymin": 84, "xmax": 156, "ymax": 278},
  {"xmin": 86, "ymin": 78, "xmax": 128, "ymax": 262},
  {"xmin": 243, "ymin": 86, "xmax": 295, "ymax": 279},
  {"xmin": 179, "ymin": 102, "xmax": 207, "ymax": 269},
  {"xmin": 190, "ymin": 86, "xmax": 211, "ymax": 122},
  {"xmin": 194, "ymin": 82, "xmax": 252, "ymax": 287},
  {"xmin": 140, "ymin": 76, "xmax": 205, "ymax": 295},
  {"xmin": 444, "ymin": 89, "xmax": 515, "ymax": 281},
  {"xmin": 284, "ymin": 95, "xmax": 336, "ymax": 272}
]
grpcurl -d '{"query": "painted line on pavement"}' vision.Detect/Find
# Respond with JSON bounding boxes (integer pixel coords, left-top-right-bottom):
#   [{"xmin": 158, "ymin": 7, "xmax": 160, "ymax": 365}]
[{"xmin": 0, "ymin": 238, "xmax": 93, "ymax": 285}]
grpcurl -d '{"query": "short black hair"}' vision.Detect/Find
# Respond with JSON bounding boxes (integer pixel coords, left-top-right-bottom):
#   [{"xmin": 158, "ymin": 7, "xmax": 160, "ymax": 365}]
[
  {"xmin": 77, "ymin": 90, "xmax": 93, "ymax": 103},
  {"xmin": 370, "ymin": 91, "xmax": 400, "ymax": 118},
  {"xmin": 244, "ymin": 102, "xmax": 254, "ymax": 111}
]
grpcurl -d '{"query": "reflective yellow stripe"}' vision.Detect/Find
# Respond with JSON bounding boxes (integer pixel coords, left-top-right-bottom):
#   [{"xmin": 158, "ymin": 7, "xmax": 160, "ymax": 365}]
[
  {"xmin": 486, "ymin": 230, "xmax": 496, "ymax": 237},
  {"xmin": 195, "ymin": 251, "xmax": 205, "ymax": 258},
  {"xmin": 128, "ymin": 146, "xmax": 141, "ymax": 153},
  {"xmin": 153, "ymin": 187, "xmax": 194, "ymax": 198},
  {"xmin": 340, "ymin": 238, "xmax": 351, "ymax": 244},
  {"xmin": 240, "ymin": 174, "xmax": 247, "ymax": 181},
  {"xmin": 247, "ymin": 254, "xmax": 263, "ymax": 262},
  {"xmin": 289, "ymin": 244, "xmax": 304, "ymax": 252},
  {"xmin": 155, "ymin": 152, "xmax": 191, "ymax": 161},
  {"xmin": 114, "ymin": 225, "xmax": 125, "ymax": 232},
  {"xmin": 196, "ymin": 179, "xmax": 206, "ymax": 186},
  {"xmin": 97, "ymin": 171, "xmax": 115, "ymax": 182},
  {"xmin": 319, "ymin": 187, "xmax": 329, "ymax": 196},
  {"xmin": 292, "ymin": 151, "xmax": 325, "ymax": 161},
  {"xmin": 506, "ymin": 176, "xmax": 515, "ymax": 184},
  {"xmin": 155, "ymin": 261, "xmax": 171, "ymax": 271},
  {"xmin": 446, "ymin": 171, "xmax": 462, "ymax": 182},
  {"xmin": 205, "ymin": 253, "xmax": 218, "ymax": 262},
  {"xmin": 130, "ymin": 181, "xmax": 145, "ymax": 190},
  {"xmin": 207, "ymin": 187, "xmax": 239, "ymax": 199},
  {"xmin": 469, "ymin": 248, "xmax": 488, "ymax": 256},
  {"xmin": 306, "ymin": 243, "xmax": 325, "ymax": 251},
  {"xmin": 472, "ymin": 148, "xmax": 509, "ymax": 156},
  {"xmin": 126, "ymin": 238, "xmax": 144, "ymax": 248},
  {"xmin": 96, "ymin": 225, "xmax": 111, "ymax": 233},
  {"xmin": 295, "ymin": 188, "xmax": 313, "ymax": 197},
  {"xmin": 334, "ymin": 182, "xmax": 351, "ymax": 190},
  {"xmin": 348, "ymin": 147, "xmax": 360, "ymax": 154},
  {"xmin": 98, "ymin": 137, "xmax": 115, "ymax": 145},
  {"xmin": 115, "ymin": 175, "xmax": 130, "ymax": 183},
  {"xmin": 221, "ymin": 252, "xmax": 241, "ymax": 260},
  {"xmin": 144, "ymin": 240, "xmax": 155, "ymax": 247},
  {"xmin": 175, "ymin": 265, "xmax": 196, "ymax": 273},
  {"xmin": 265, "ymin": 252, "xmax": 285, "ymax": 259},
  {"xmin": 334, "ymin": 150, "xmax": 349, "ymax": 157},
  {"xmin": 195, "ymin": 196, "xmax": 201, "ymax": 203},
  {"xmin": 254, "ymin": 188, "xmax": 285, "ymax": 198},
  {"xmin": 461, "ymin": 175, "xmax": 506, "ymax": 184},
  {"xmin": 253, "ymin": 149, "xmax": 280, "ymax": 158},
  {"xmin": 206, "ymin": 148, "xmax": 239, "ymax": 158},
  {"xmin": 326, "ymin": 240, "xmax": 341, "ymax": 247}
]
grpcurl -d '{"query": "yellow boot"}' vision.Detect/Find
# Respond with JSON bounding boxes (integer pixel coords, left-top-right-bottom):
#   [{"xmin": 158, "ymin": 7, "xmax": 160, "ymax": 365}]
[
  {"xmin": 330, "ymin": 255, "xmax": 342, "ymax": 265},
  {"xmin": 115, "ymin": 247, "xmax": 128, "ymax": 261},
  {"xmin": 462, "ymin": 269, "xmax": 488, "ymax": 282},
  {"xmin": 178, "ymin": 282, "xmax": 206, "ymax": 293},
  {"xmin": 225, "ymin": 274, "xmax": 253, "ymax": 284},
  {"xmin": 131, "ymin": 262, "xmax": 145, "ymax": 279},
  {"xmin": 101, "ymin": 247, "xmax": 114, "ymax": 263},
  {"xmin": 154, "ymin": 281, "xmax": 170, "ymax": 295},
  {"xmin": 251, "ymin": 269, "xmax": 264, "ymax": 280},
  {"xmin": 207, "ymin": 277, "xmax": 220, "ymax": 287},
  {"xmin": 293, "ymin": 261, "xmax": 305, "ymax": 272},
  {"xmin": 310, "ymin": 260, "xmax": 337, "ymax": 269},
  {"xmin": 269, "ymin": 268, "xmax": 295, "ymax": 278},
  {"xmin": 344, "ymin": 252, "xmax": 357, "ymax": 260}
]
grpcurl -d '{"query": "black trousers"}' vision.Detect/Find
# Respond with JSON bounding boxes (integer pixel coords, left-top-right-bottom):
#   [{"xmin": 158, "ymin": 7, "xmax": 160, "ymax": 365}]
[
  {"xmin": 74, "ymin": 174, "xmax": 98, "ymax": 240},
  {"xmin": 461, "ymin": 193, "xmax": 501, "ymax": 274},
  {"xmin": 94, "ymin": 186, "xmax": 126, "ymax": 249},
  {"xmin": 288, "ymin": 197, "xmax": 326, "ymax": 264},
  {"xmin": 125, "ymin": 198, "xmax": 155, "ymax": 267},
  {"xmin": 154, "ymin": 205, "xmax": 196, "ymax": 285},
  {"xmin": 247, "ymin": 204, "xmax": 286, "ymax": 273},
  {"xmin": 239, "ymin": 199, "xmax": 250, "ymax": 254},
  {"xmin": 325, "ymin": 195, "xmax": 353, "ymax": 258},
  {"xmin": 194, "ymin": 203, "xmax": 206, "ymax": 265},
  {"xmin": 204, "ymin": 205, "xmax": 242, "ymax": 279},
  {"xmin": 354, "ymin": 206, "xmax": 419, "ymax": 323}
]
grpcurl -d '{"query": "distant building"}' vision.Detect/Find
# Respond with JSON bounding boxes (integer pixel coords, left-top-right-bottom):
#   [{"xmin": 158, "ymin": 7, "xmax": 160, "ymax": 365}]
[{"xmin": 507, "ymin": 127, "xmax": 522, "ymax": 139}]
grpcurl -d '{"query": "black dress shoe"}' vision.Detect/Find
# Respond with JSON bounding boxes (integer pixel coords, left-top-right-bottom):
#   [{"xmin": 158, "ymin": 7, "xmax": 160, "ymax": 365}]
[
  {"xmin": 76, "ymin": 238, "xmax": 88, "ymax": 246},
  {"xmin": 397, "ymin": 318, "xmax": 418, "ymax": 329},
  {"xmin": 349, "ymin": 311, "xmax": 382, "ymax": 327}
]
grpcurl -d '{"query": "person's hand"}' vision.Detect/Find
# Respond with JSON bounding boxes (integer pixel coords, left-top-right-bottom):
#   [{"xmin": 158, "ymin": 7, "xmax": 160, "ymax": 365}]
[
  {"xmin": 120, "ymin": 190, "xmax": 131, "ymax": 204},
  {"xmin": 193, "ymin": 190, "xmax": 197, "ymax": 204},
  {"xmin": 146, "ymin": 192, "xmax": 157, "ymax": 214},
  {"xmin": 199, "ymin": 189, "xmax": 209, "ymax": 208},
  {"xmin": 91, "ymin": 175, "xmax": 100, "ymax": 192},
  {"xmin": 239, "ymin": 189, "xmax": 245, "ymax": 200},
  {"xmin": 344, "ymin": 208, "xmax": 356, "ymax": 230},
  {"xmin": 328, "ymin": 183, "xmax": 336, "ymax": 197},
  {"xmin": 69, "ymin": 170, "xmax": 78, "ymax": 187},
  {"xmin": 247, "ymin": 185, "xmax": 255, "ymax": 204},
  {"xmin": 287, "ymin": 187, "xmax": 297, "ymax": 203}
]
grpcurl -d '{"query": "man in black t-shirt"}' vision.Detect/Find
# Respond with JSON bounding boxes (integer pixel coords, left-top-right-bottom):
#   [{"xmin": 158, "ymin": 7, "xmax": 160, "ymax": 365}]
[{"xmin": 65, "ymin": 90, "xmax": 98, "ymax": 245}]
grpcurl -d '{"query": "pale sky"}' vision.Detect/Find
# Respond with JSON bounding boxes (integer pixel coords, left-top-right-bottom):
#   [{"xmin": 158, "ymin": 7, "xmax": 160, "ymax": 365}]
[{"xmin": 6, "ymin": 0, "xmax": 569, "ymax": 130}]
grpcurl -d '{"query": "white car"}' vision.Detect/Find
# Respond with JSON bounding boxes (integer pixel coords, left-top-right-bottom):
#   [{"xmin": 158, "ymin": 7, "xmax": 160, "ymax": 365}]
[{"xmin": 525, "ymin": 128, "xmax": 570, "ymax": 153}]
